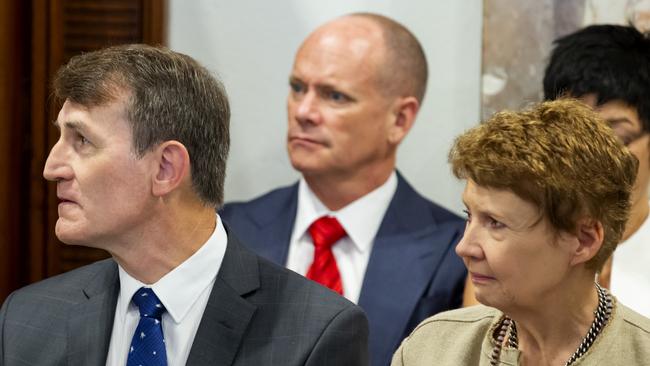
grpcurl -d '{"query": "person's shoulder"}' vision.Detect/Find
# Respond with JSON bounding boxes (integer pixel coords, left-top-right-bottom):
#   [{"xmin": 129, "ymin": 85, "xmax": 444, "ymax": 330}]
[
  {"xmin": 617, "ymin": 301, "xmax": 650, "ymax": 335},
  {"xmin": 417, "ymin": 193, "xmax": 463, "ymax": 224},
  {"xmin": 587, "ymin": 299, "xmax": 650, "ymax": 364},
  {"xmin": 394, "ymin": 172, "xmax": 463, "ymax": 225},
  {"xmin": 230, "ymin": 243, "xmax": 368, "ymax": 365},
  {"xmin": 255, "ymin": 253, "xmax": 357, "ymax": 311},
  {"xmin": 393, "ymin": 305, "xmax": 496, "ymax": 365},
  {"xmin": 1, "ymin": 258, "xmax": 116, "ymax": 322},
  {"xmin": 405, "ymin": 305, "xmax": 498, "ymax": 344},
  {"xmin": 224, "ymin": 230, "xmax": 357, "ymax": 313},
  {"xmin": 8, "ymin": 258, "xmax": 115, "ymax": 300},
  {"xmin": 414, "ymin": 305, "xmax": 500, "ymax": 330},
  {"xmin": 220, "ymin": 183, "xmax": 298, "ymax": 218}
]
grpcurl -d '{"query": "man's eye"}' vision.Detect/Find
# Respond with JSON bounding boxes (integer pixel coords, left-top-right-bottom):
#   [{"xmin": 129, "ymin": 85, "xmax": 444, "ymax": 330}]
[
  {"xmin": 328, "ymin": 91, "xmax": 348, "ymax": 102},
  {"xmin": 289, "ymin": 82, "xmax": 304, "ymax": 94},
  {"xmin": 76, "ymin": 134, "xmax": 90, "ymax": 147}
]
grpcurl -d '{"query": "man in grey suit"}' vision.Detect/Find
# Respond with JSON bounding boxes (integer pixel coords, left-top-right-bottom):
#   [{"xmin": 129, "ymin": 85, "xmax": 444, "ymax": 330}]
[{"xmin": 0, "ymin": 44, "xmax": 368, "ymax": 365}]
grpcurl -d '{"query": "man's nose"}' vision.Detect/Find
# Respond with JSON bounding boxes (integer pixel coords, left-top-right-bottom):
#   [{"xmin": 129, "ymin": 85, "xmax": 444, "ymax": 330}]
[
  {"xmin": 294, "ymin": 91, "xmax": 322, "ymax": 125},
  {"xmin": 43, "ymin": 140, "xmax": 73, "ymax": 182}
]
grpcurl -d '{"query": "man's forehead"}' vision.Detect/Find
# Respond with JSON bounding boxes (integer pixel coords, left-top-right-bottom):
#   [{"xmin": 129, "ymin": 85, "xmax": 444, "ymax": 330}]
[
  {"xmin": 57, "ymin": 82, "xmax": 132, "ymax": 111},
  {"xmin": 54, "ymin": 100, "xmax": 89, "ymax": 126},
  {"xmin": 290, "ymin": 48, "xmax": 378, "ymax": 90},
  {"xmin": 55, "ymin": 97, "xmax": 129, "ymax": 129},
  {"xmin": 305, "ymin": 17, "xmax": 383, "ymax": 52},
  {"xmin": 294, "ymin": 24, "xmax": 384, "ymax": 79},
  {"xmin": 63, "ymin": 93, "xmax": 129, "ymax": 113}
]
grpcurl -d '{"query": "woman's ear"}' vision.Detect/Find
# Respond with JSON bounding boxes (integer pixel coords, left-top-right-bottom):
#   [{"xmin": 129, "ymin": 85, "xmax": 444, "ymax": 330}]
[
  {"xmin": 570, "ymin": 218, "xmax": 605, "ymax": 266},
  {"xmin": 151, "ymin": 141, "xmax": 190, "ymax": 197}
]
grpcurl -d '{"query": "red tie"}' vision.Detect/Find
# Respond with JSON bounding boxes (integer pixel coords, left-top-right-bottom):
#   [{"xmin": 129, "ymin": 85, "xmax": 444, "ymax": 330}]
[{"xmin": 306, "ymin": 216, "xmax": 346, "ymax": 295}]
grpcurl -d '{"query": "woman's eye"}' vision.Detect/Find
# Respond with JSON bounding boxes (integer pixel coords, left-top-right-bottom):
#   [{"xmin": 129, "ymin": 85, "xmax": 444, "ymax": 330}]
[{"xmin": 488, "ymin": 217, "xmax": 505, "ymax": 229}]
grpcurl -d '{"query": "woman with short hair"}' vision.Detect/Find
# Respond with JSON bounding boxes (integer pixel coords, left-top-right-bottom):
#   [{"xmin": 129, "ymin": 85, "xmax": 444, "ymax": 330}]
[{"xmin": 392, "ymin": 99, "xmax": 650, "ymax": 365}]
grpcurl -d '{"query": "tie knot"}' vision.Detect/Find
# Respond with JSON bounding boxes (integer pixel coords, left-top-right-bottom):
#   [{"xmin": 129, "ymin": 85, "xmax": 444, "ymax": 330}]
[
  {"xmin": 309, "ymin": 216, "xmax": 346, "ymax": 249},
  {"xmin": 132, "ymin": 287, "xmax": 166, "ymax": 320}
]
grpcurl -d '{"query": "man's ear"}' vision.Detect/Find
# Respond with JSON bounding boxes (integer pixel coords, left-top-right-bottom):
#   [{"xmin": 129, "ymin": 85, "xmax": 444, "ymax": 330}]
[
  {"xmin": 570, "ymin": 218, "xmax": 605, "ymax": 266},
  {"xmin": 388, "ymin": 96, "xmax": 419, "ymax": 145},
  {"xmin": 151, "ymin": 141, "xmax": 190, "ymax": 198}
]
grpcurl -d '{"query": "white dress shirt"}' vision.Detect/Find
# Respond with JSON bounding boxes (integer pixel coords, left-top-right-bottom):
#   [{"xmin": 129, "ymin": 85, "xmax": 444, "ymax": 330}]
[
  {"xmin": 106, "ymin": 215, "xmax": 228, "ymax": 366},
  {"xmin": 286, "ymin": 171, "xmax": 397, "ymax": 303}
]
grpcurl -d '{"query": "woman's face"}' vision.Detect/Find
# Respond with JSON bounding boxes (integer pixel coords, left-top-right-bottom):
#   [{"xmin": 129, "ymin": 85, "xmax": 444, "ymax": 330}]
[{"xmin": 455, "ymin": 180, "xmax": 579, "ymax": 312}]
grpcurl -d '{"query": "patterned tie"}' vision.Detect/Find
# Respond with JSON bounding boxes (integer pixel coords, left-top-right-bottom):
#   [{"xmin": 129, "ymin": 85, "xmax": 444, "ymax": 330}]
[
  {"xmin": 306, "ymin": 216, "xmax": 346, "ymax": 295},
  {"xmin": 127, "ymin": 287, "xmax": 168, "ymax": 366}
]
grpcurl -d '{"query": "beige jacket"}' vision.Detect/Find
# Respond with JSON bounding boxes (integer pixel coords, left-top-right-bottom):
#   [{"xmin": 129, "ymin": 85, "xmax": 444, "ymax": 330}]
[{"xmin": 392, "ymin": 302, "xmax": 650, "ymax": 365}]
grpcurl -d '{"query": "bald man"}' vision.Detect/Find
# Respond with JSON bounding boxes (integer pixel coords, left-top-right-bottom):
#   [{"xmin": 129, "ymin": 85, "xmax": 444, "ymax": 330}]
[{"xmin": 221, "ymin": 13, "xmax": 466, "ymax": 366}]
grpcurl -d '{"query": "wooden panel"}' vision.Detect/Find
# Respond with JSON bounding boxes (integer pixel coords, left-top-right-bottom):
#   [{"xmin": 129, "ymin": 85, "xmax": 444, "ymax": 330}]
[
  {"xmin": 62, "ymin": 0, "xmax": 142, "ymax": 57},
  {"xmin": 143, "ymin": 0, "xmax": 166, "ymax": 45},
  {"xmin": 29, "ymin": 0, "xmax": 50, "ymax": 283},
  {"xmin": 0, "ymin": 1, "xmax": 31, "ymax": 300}
]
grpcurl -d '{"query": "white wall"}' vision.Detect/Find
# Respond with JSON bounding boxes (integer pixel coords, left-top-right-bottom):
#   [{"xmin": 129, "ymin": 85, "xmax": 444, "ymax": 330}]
[{"xmin": 167, "ymin": 0, "xmax": 482, "ymax": 214}]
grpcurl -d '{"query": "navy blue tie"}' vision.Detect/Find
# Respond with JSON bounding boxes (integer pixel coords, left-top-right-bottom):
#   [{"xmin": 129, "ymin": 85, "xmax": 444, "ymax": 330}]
[{"xmin": 126, "ymin": 287, "xmax": 168, "ymax": 366}]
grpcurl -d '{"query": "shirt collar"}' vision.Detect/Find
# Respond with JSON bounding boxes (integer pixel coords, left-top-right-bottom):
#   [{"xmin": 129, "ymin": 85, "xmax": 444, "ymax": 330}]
[
  {"xmin": 117, "ymin": 214, "xmax": 228, "ymax": 324},
  {"xmin": 294, "ymin": 171, "xmax": 397, "ymax": 253}
]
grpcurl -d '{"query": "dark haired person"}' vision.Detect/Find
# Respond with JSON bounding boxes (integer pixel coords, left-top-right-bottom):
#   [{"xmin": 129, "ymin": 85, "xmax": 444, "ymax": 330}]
[
  {"xmin": 544, "ymin": 24, "xmax": 650, "ymax": 317},
  {"xmin": 221, "ymin": 13, "xmax": 466, "ymax": 366},
  {"xmin": 0, "ymin": 44, "xmax": 368, "ymax": 365}
]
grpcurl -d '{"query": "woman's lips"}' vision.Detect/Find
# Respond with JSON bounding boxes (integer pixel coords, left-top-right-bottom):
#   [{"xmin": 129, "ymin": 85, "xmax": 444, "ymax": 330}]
[{"xmin": 470, "ymin": 272, "xmax": 496, "ymax": 284}]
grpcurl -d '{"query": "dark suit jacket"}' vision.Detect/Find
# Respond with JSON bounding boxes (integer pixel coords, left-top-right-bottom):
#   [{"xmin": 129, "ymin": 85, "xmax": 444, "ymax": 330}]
[
  {"xmin": 220, "ymin": 172, "xmax": 467, "ymax": 366},
  {"xmin": 0, "ymin": 232, "xmax": 369, "ymax": 365}
]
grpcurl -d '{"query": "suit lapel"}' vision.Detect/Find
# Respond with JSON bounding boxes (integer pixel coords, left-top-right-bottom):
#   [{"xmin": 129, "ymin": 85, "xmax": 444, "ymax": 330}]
[
  {"xmin": 186, "ymin": 232, "xmax": 259, "ymax": 366},
  {"xmin": 360, "ymin": 226, "xmax": 459, "ymax": 363},
  {"xmin": 67, "ymin": 260, "xmax": 119, "ymax": 366},
  {"xmin": 358, "ymin": 173, "xmax": 461, "ymax": 364},
  {"xmin": 246, "ymin": 184, "xmax": 298, "ymax": 265}
]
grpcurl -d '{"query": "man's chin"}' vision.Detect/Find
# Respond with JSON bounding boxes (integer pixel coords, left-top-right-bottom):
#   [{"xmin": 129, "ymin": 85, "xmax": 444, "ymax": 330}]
[
  {"xmin": 289, "ymin": 158, "xmax": 324, "ymax": 176},
  {"xmin": 54, "ymin": 232, "xmax": 86, "ymax": 246},
  {"xmin": 54, "ymin": 222, "xmax": 88, "ymax": 246}
]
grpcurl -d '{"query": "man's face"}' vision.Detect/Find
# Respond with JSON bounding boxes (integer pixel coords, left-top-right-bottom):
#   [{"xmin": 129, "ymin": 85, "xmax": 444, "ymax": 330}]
[
  {"xmin": 581, "ymin": 95, "xmax": 650, "ymax": 208},
  {"xmin": 286, "ymin": 20, "xmax": 398, "ymax": 180},
  {"xmin": 43, "ymin": 95, "xmax": 156, "ymax": 249}
]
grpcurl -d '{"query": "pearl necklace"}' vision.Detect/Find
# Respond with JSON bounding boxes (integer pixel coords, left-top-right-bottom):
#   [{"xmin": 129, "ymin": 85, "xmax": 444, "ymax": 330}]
[{"xmin": 490, "ymin": 283, "xmax": 612, "ymax": 366}]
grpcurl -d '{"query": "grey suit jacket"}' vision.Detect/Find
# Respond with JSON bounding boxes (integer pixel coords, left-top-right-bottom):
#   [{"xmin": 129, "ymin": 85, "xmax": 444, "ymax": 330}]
[{"xmin": 0, "ymin": 232, "xmax": 369, "ymax": 365}]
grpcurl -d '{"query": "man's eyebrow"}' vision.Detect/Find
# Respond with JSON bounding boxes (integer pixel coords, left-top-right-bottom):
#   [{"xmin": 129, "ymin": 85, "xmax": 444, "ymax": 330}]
[
  {"xmin": 288, "ymin": 75, "xmax": 302, "ymax": 84},
  {"xmin": 53, "ymin": 120, "xmax": 88, "ymax": 133}
]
